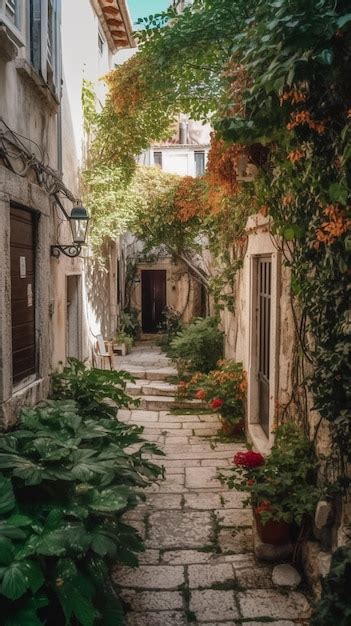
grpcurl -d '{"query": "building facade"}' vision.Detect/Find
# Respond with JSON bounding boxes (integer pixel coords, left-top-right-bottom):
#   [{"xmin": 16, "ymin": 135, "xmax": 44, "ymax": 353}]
[{"xmin": 0, "ymin": 0, "xmax": 133, "ymax": 423}]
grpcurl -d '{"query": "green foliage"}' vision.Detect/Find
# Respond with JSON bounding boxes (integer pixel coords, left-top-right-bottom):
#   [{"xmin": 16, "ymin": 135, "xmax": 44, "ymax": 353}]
[
  {"xmin": 0, "ymin": 361, "xmax": 164, "ymax": 625},
  {"xmin": 222, "ymin": 422, "xmax": 322, "ymax": 526},
  {"xmin": 170, "ymin": 317, "xmax": 223, "ymax": 373},
  {"xmin": 311, "ymin": 545, "xmax": 351, "ymax": 626},
  {"xmin": 119, "ymin": 309, "xmax": 140, "ymax": 340},
  {"xmin": 158, "ymin": 306, "xmax": 183, "ymax": 349}
]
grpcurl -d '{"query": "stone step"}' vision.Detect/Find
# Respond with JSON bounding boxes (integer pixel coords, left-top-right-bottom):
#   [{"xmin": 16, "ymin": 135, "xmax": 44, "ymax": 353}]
[
  {"xmin": 127, "ymin": 380, "xmax": 178, "ymax": 398},
  {"xmin": 122, "ymin": 366, "xmax": 178, "ymax": 382},
  {"xmin": 134, "ymin": 395, "xmax": 206, "ymax": 412}
]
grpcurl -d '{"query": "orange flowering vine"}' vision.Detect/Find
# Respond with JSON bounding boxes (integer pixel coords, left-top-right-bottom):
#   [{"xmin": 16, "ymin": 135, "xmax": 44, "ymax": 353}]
[
  {"xmin": 314, "ymin": 204, "xmax": 351, "ymax": 249},
  {"xmin": 287, "ymin": 111, "xmax": 326, "ymax": 134}
]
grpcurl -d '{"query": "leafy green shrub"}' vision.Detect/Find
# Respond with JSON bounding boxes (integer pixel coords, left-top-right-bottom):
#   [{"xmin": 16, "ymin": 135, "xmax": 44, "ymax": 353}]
[
  {"xmin": 158, "ymin": 306, "xmax": 183, "ymax": 351},
  {"xmin": 120, "ymin": 308, "xmax": 140, "ymax": 339},
  {"xmin": 0, "ymin": 361, "xmax": 163, "ymax": 625},
  {"xmin": 169, "ymin": 317, "xmax": 223, "ymax": 373},
  {"xmin": 311, "ymin": 545, "xmax": 351, "ymax": 626}
]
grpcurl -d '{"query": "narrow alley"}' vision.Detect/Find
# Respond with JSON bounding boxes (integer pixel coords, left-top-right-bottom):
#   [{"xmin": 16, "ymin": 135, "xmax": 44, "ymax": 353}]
[{"xmin": 112, "ymin": 343, "xmax": 312, "ymax": 625}]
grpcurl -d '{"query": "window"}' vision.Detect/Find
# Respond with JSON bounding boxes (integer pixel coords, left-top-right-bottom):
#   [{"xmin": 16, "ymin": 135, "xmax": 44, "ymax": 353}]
[
  {"xmin": 98, "ymin": 30, "xmax": 105, "ymax": 56},
  {"xmin": 194, "ymin": 151, "xmax": 205, "ymax": 177},
  {"xmin": 29, "ymin": 0, "xmax": 62, "ymax": 99},
  {"xmin": 0, "ymin": 0, "xmax": 24, "ymax": 45},
  {"xmin": 153, "ymin": 151, "xmax": 163, "ymax": 168}
]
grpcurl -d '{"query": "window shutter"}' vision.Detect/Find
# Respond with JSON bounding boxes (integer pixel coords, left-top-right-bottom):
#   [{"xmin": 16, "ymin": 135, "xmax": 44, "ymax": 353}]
[
  {"xmin": 40, "ymin": 0, "xmax": 48, "ymax": 81},
  {"xmin": 53, "ymin": 0, "xmax": 62, "ymax": 98},
  {"xmin": 30, "ymin": 0, "xmax": 42, "ymax": 72}
]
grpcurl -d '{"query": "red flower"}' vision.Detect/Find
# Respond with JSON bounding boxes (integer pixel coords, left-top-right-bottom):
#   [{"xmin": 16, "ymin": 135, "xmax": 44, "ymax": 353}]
[
  {"xmin": 233, "ymin": 450, "xmax": 265, "ymax": 468},
  {"xmin": 255, "ymin": 501, "xmax": 271, "ymax": 514},
  {"xmin": 195, "ymin": 389, "xmax": 206, "ymax": 400},
  {"xmin": 210, "ymin": 398, "xmax": 224, "ymax": 410},
  {"xmin": 247, "ymin": 479, "xmax": 255, "ymax": 487}
]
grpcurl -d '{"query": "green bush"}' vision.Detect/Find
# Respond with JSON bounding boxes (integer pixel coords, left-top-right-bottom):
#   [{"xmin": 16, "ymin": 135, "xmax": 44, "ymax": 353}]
[
  {"xmin": 0, "ymin": 361, "xmax": 164, "ymax": 625},
  {"xmin": 169, "ymin": 317, "xmax": 223, "ymax": 373},
  {"xmin": 311, "ymin": 545, "xmax": 351, "ymax": 626},
  {"xmin": 120, "ymin": 308, "xmax": 140, "ymax": 339}
]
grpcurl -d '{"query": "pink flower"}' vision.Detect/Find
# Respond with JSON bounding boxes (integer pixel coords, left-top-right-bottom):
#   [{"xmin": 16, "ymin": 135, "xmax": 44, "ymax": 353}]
[
  {"xmin": 233, "ymin": 450, "xmax": 265, "ymax": 468},
  {"xmin": 211, "ymin": 398, "xmax": 224, "ymax": 410}
]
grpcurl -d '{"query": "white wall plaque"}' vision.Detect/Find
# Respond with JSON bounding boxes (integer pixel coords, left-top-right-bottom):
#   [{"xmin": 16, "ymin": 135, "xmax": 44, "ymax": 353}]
[
  {"xmin": 20, "ymin": 256, "xmax": 26, "ymax": 278},
  {"xmin": 27, "ymin": 283, "xmax": 33, "ymax": 308}
]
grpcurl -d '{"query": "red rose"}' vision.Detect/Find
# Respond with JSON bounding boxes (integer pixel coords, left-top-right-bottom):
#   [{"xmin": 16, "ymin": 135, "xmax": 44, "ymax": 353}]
[
  {"xmin": 195, "ymin": 389, "xmax": 206, "ymax": 400},
  {"xmin": 247, "ymin": 479, "xmax": 255, "ymax": 487},
  {"xmin": 233, "ymin": 450, "xmax": 265, "ymax": 468},
  {"xmin": 211, "ymin": 398, "xmax": 224, "ymax": 410}
]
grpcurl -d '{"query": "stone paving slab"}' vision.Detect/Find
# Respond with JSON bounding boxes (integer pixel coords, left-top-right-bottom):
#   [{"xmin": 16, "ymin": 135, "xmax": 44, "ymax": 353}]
[
  {"xmin": 112, "ymin": 565, "xmax": 184, "ymax": 589},
  {"xmin": 120, "ymin": 589, "xmax": 184, "ymax": 611},
  {"xmin": 238, "ymin": 590, "xmax": 312, "ymax": 620},
  {"xmin": 147, "ymin": 510, "xmax": 213, "ymax": 549},
  {"xmin": 190, "ymin": 589, "xmax": 240, "ymax": 621},
  {"xmin": 188, "ymin": 563, "xmax": 235, "ymax": 589},
  {"xmin": 126, "ymin": 611, "xmax": 188, "ymax": 625}
]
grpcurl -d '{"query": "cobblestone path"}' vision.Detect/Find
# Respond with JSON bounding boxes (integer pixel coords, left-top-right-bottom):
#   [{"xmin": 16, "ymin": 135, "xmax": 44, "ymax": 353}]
[{"xmin": 112, "ymin": 343, "xmax": 312, "ymax": 626}]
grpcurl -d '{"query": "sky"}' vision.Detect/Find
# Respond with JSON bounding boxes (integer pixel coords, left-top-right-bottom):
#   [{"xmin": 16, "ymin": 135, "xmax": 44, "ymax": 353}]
[{"xmin": 127, "ymin": 0, "xmax": 172, "ymax": 27}]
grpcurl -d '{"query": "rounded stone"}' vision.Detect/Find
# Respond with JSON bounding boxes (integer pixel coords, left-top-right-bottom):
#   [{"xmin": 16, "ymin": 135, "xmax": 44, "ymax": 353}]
[{"xmin": 272, "ymin": 564, "xmax": 302, "ymax": 589}]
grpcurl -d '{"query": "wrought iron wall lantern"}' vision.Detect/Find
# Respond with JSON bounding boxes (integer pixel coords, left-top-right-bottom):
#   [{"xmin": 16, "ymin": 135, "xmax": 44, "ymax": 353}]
[{"xmin": 51, "ymin": 197, "xmax": 90, "ymax": 258}]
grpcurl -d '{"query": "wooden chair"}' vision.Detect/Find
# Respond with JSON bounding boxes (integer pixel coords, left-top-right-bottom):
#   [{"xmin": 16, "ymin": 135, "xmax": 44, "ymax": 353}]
[{"xmin": 94, "ymin": 334, "xmax": 113, "ymax": 370}]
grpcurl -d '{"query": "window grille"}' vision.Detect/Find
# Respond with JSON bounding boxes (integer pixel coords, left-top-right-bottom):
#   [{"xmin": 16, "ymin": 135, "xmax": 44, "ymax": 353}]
[
  {"xmin": 153, "ymin": 152, "xmax": 163, "ymax": 168},
  {"xmin": 194, "ymin": 151, "xmax": 205, "ymax": 177}
]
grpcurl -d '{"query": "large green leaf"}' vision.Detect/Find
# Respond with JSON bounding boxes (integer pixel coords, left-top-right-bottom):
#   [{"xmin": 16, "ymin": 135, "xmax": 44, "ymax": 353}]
[
  {"xmin": 54, "ymin": 559, "xmax": 97, "ymax": 626},
  {"xmin": 0, "ymin": 560, "xmax": 44, "ymax": 600},
  {"xmin": 0, "ymin": 537, "xmax": 14, "ymax": 565},
  {"xmin": 0, "ymin": 476, "xmax": 15, "ymax": 515},
  {"xmin": 88, "ymin": 489, "xmax": 128, "ymax": 513},
  {"xmin": 4, "ymin": 595, "xmax": 48, "ymax": 626}
]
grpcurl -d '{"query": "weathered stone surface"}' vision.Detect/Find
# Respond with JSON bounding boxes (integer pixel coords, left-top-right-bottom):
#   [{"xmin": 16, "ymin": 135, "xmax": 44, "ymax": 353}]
[
  {"xmin": 120, "ymin": 589, "xmax": 183, "ymax": 611},
  {"xmin": 112, "ymin": 565, "xmax": 184, "ymax": 589},
  {"xmin": 272, "ymin": 564, "xmax": 302, "ymax": 589},
  {"xmin": 301, "ymin": 541, "xmax": 332, "ymax": 598},
  {"xmin": 161, "ymin": 549, "xmax": 218, "ymax": 565},
  {"xmin": 190, "ymin": 589, "xmax": 239, "ymax": 621},
  {"xmin": 146, "ymin": 494, "xmax": 183, "ymax": 510},
  {"xmin": 238, "ymin": 590, "xmax": 312, "ymax": 620},
  {"xmin": 112, "ymin": 344, "xmax": 311, "ymax": 625},
  {"xmin": 314, "ymin": 499, "xmax": 332, "ymax": 529},
  {"xmin": 139, "ymin": 549, "xmax": 160, "ymax": 565},
  {"xmin": 188, "ymin": 563, "xmax": 235, "ymax": 589},
  {"xmin": 126, "ymin": 611, "xmax": 187, "ymax": 626},
  {"xmin": 215, "ymin": 507, "xmax": 252, "ymax": 527},
  {"xmin": 221, "ymin": 491, "xmax": 248, "ymax": 508},
  {"xmin": 147, "ymin": 510, "xmax": 213, "ymax": 548},
  {"xmin": 184, "ymin": 492, "xmax": 222, "ymax": 510},
  {"xmin": 218, "ymin": 527, "xmax": 253, "ymax": 554},
  {"xmin": 130, "ymin": 410, "xmax": 159, "ymax": 422},
  {"xmin": 244, "ymin": 622, "xmax": 295, "ymax": 626},
  {"xmin": 185, "ymin": 466, "xmax": 221, "ymax": 489},
  {"xmin": 235, "ymin": 566, "xmax": 273, "ymax": 589}
]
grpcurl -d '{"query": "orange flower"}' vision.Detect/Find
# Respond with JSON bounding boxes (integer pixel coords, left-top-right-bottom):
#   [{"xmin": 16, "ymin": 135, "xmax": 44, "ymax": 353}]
[
  {"xmin": 282, "ymin": 193, "xmax": 294, "ymax": 207},
  {"xmin": 288, "ymin": 149, "xmax": 304, "ymax": 163},
  {"xmin": 195, "ymin": 389, "xmax": 206, "ymax": 400}
]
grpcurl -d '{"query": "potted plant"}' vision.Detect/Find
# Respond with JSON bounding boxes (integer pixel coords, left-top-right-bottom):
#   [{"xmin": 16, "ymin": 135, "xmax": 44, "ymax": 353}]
[
  {"xmin": 221, "ymin": 422, "xmax": 322, "ymax": 545},
  {"xmin": 113, "ymin": 330, "xmax": 134, "ymax": 356},
  {"xmin": 178, "ymin": 360, "xmax": 247, "ymax": 435}
]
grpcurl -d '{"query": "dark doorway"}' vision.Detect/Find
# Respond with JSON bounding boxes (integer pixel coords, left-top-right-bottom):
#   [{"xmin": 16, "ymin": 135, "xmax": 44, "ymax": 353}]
[
  {"xmin": 257, "ymin": 257, "xmax": 272, "ymax": 437},
  {"xmin": 10, "ymin": 205, "xmax": 37, "ymax": 385},
  {"xmin": 141, "ymin": 270, "xmax": 167, "ymax": 333}
]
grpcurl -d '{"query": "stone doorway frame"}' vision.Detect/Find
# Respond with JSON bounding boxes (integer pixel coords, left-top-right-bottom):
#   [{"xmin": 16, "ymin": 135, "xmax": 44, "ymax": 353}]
[{"xmin": 246, "ymin": 217, "xmax": 281, "ymax": 453}]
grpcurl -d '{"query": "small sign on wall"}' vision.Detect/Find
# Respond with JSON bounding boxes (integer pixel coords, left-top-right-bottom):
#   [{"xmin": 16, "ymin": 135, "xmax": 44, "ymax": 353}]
[
  {"xmin": 27, "ymin": 283, "xmax": 33, "ymax": 308},
  {"xmin": 20, "ymin": 256, "xmax": 26, "ymax": 278}
]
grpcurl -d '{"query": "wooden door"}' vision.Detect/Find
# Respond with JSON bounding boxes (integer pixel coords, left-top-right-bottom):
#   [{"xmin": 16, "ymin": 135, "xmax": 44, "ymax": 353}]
[
  {"xmin": 141, "ymin": 270, "xmax": 166, "ymax": 333},
  {"xmin": 10, "ymin": 206, "xmax": 36, "ymax": 385},
  {"xmin": 257, "ymin": 257, "xmax": 272, "ymax": 437}
]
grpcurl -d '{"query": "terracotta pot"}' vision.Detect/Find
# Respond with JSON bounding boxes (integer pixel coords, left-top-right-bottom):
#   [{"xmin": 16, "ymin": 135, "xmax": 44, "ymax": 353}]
[
  {"xmin": 220, "ymin": 418, "xmax": 244, "ymax": 437},
  {"xmin": 254, "ymin": 509, "xmax": 291, "ymax": 545}
]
